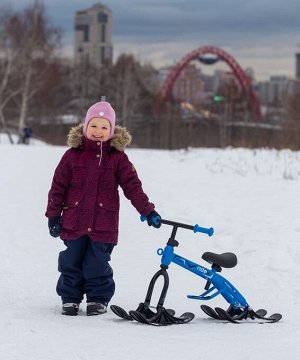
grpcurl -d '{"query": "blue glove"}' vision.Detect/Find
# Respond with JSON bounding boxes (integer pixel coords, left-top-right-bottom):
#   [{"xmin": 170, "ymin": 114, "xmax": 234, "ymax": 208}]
[
  {"xmin": 146, "ymin": 210, "xmax": 161, "ymax": 228},
  {"xmin": 48, "ymin": 216, "xmax": 61, "ymax": 238}
]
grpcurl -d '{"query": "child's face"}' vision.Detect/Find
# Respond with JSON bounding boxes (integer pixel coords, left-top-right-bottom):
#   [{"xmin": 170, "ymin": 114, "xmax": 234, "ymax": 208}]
[{"xmin": 86, "ymin": 117, "xmax": 111, "ymax": 141}]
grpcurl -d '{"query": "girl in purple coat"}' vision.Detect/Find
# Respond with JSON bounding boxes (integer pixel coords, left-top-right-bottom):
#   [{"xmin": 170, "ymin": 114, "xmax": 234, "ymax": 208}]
[{"xmin": 45, "ymin": 99, "xmax": 160, "ymax": 316}]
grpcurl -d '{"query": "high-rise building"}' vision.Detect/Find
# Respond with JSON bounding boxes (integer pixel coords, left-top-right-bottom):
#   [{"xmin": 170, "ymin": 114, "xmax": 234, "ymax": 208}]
[
  {"xmin": 257, "ymin": 76, "xmax": 289, "ymax": 105},
  {"xmin": 74, "ymin": 3, "xmax": 113, "ymax": 66},
  {"xmin": 296, "ymin": 53, "xmax": 300, "ymax": 79}
]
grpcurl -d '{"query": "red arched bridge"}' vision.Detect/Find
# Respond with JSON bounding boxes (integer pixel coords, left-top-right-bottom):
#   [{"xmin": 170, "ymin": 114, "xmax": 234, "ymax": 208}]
[{"xmin": 157, "ymin": 46, "xmax": 262, "ymax": 120}]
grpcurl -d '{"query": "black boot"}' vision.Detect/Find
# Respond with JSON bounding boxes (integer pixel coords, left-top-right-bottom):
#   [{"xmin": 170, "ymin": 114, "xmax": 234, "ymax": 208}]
[
  {"xmin": 86, "ymin": 302, "xmax": 107, "ymax": 316},
  {"xmin": 62, "ymin": 303, "xmax": 79, "ymax": 316}
]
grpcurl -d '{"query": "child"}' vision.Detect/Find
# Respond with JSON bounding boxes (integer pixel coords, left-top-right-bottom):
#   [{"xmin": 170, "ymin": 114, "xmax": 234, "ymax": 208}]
[{"xmin": 45, "ymin": 99, "xmax": 160, "ymax": 316}]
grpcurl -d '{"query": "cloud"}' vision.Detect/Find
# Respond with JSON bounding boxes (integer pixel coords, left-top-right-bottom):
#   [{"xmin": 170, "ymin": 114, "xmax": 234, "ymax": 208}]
[
  {"xmin": 111, "ymin": 0, "xmax": 300, "ymax": 40},
  {"xmin": 112, "ymin": 38, "xmax": 296, "ymax": 80},
  {"xmin": 5, "ymin": 0, "xmax": 300, "ymax": 79}
]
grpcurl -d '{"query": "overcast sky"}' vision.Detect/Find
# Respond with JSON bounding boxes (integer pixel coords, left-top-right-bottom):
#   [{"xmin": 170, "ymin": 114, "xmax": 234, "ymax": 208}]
[{"xmin": 4, "ymin": 0, "xmax": 300, "ymax": 80}]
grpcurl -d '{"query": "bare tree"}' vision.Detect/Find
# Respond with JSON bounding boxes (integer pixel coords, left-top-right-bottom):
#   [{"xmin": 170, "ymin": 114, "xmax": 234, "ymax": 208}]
[
  {"xmin": 281, "ymin": 84, "xmax": 300, "ymax": 149},
  {"xmin": 111, "ymin": 54, "xmax": 157, "ymax": 128},
  {"xmin": 0, "ymin": 1, "xmax": 61, "ymax": 141},
  {"xmin": 71, "ymin": 58, "xmax": 104, "ymax": 119},
  {"xmin": 0, "ymin": 6, "xmax": 21, "ymax": 134}
]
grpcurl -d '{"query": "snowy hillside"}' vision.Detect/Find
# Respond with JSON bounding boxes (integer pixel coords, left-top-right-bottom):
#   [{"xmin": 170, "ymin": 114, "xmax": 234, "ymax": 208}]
[{"xmin": 0, "ymin": 142, "xmax": 299, "ymax": 360}]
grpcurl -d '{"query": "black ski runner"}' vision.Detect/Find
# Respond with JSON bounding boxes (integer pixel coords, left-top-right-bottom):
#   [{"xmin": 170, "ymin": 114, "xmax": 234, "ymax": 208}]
[
  {"xmin": 110, "ymin": 304, "xmax": 176, "ymax": 321},
  {"xmin": 210, "ymin": 306, "xmax": 282, "ymax": 323},
  {"xmin": 129, "ymin": 308, "xmax": 194, "ymax": 326},
  {"xmin": 200, "ymin": 305, "xmax": 220, "ymax": 320},
  {"xmin": 201, "ymin": 304, "xmax": 268, "ymax": 321},
  {"xmin": 110, "ymin": 305, "xmax": 135, "ymax": 320},
  {"xmin": 248, "ymin": 309, "xmax": 282, "ymax": 323}
]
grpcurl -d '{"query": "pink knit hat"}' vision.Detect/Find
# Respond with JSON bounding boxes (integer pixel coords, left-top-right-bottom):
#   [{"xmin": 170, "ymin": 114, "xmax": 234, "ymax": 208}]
[{"xmin": 83, "ymin": 99, "xmax": 116, "ymax": 139}]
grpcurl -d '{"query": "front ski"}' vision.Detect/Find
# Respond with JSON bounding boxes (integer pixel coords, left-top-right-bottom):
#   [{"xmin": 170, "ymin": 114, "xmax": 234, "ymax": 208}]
[
  {"xmin": 129, "ymin": 307, "xmax": 194, "ymax": 326},
  {"xmin": 110, "ymin": 305, "xmax": 134, "ymax": 320},
  {"xmin": 110, "ymin": 303, "xmax": 176, "ymax": 321}
]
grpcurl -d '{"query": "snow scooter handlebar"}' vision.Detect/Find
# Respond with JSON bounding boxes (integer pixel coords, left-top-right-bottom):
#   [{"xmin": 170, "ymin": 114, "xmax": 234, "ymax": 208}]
[{"xmin": 140, "ymin": 216, "xmax": 214, "ymax": 237}]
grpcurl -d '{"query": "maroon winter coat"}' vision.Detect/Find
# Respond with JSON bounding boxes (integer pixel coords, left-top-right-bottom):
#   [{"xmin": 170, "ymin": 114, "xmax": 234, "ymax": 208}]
[{"xmin": 45, "ymin": 125, "xmax": 155, "ymax": 243}]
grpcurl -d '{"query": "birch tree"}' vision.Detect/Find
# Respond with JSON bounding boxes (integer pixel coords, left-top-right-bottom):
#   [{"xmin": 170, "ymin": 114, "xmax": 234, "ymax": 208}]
[
  {"xmin": 1, "ymin": 1, "xmax": 61, "ymax": 140},
  {"xmin": 112, "ymin": 54, "xmax": 157, "ymax": 127},
  {"xmin": 0, "ymin": 7, "xmax": 20, "ymax": 134}
]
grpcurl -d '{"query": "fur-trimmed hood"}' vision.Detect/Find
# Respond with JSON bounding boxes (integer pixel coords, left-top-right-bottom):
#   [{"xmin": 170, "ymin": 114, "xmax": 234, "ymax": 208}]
[{"xmin": 67, "ymin": 124, "xmax": 132, "ymax": 151}]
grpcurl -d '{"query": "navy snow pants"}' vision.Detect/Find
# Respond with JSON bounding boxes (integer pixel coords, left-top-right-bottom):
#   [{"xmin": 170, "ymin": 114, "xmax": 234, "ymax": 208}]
[{"xmin": 56, "ymin": 235, "xmax": 115, "ymax": 304}]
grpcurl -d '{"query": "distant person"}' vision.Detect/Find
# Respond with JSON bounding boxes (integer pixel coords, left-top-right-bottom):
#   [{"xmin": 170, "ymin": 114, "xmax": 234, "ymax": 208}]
[
  {"xmin": 45, "ymin": 98, "xmax": 161, "ymax": 316},
  {"xmin": 22, "ymin": 126, "xmax": 32, "ymax": 145}
]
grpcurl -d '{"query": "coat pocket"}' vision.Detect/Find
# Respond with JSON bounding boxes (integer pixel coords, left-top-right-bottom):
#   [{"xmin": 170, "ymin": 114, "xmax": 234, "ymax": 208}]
[
  {"xmin": 94, "ymin": 196, "xmax": 119, "ymax": 232},
  {"xmin": 61, "ymin": 196, "xmax": 82, "ymax": 231}
]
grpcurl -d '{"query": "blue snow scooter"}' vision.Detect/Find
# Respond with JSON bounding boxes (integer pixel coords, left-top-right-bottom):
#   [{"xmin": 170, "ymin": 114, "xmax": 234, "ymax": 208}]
[{"xmin": 111, "ymin": 217, "xmax": 282, "ymax": 325}]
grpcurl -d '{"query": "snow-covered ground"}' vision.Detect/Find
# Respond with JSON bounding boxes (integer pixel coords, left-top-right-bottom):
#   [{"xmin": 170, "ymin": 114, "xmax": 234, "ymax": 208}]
[
  {"xmin": 0, "ymin": 132, "xmax": 47, "ymax": 146},
  {"xmin": 0, "ymin": 141, "xmax": 299, "ymax": 360}
]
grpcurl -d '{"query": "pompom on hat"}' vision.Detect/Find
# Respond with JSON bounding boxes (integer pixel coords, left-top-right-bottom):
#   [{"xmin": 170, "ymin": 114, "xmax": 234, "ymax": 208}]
[{"xmin": 83, "ymin": 96, "xmax": 116, "ymax": 139}]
